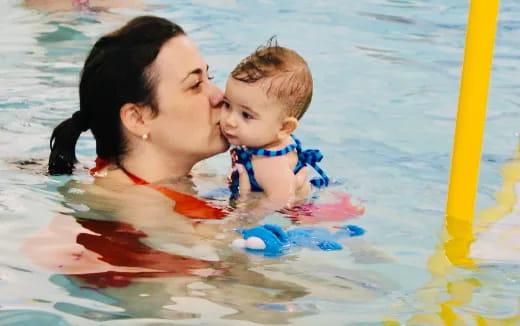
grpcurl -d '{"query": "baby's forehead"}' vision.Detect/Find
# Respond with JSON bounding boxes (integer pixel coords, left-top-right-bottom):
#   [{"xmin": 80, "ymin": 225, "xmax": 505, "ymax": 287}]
[
  {"xmin": 258, "ymin": 73, "xmax": 294, "ymax": 98},
  {"xmin": 226, "ymin": 74, "xmax": 292, "ymax": 111},
  {"xmin": 225, "ymin": 75, "xmax": 273, "ymax": 93}
]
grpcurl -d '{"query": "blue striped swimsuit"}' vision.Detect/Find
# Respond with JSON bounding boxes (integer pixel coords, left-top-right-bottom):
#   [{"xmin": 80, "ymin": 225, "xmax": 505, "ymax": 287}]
[{"xmin": 229, "ymin": 135, "xmax": 329, "ymax": 199}]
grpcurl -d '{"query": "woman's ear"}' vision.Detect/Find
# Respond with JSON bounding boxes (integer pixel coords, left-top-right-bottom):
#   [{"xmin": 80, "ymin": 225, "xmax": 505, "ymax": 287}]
[
  {"xmin": 120, "ymin": 103, "xmax": 152, "ymax": 138},
  {"xmin": 277, "ymin": 117, "xmax": 299, "ymax": 140}
]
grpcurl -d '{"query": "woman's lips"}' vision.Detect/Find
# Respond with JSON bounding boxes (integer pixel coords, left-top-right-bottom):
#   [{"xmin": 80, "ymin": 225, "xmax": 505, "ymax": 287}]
[{"xmin": 216, "ymin": 123, "xmax": 226, "ymax": 135}]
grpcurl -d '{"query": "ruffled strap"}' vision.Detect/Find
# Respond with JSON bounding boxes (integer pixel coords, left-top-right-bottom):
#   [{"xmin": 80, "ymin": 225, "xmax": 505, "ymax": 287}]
[
  {"xmin": 229, "ymin": 147, "xmax": 263, "ymax": 195},
  {"xmin": 247, "ymin": 142, "xmax": 298, "ymax": 157},
  {"xmin": 290, "ymin": 135, "xmax": 329, "ymax": 188},
  {"xmin": 228, "ymin": 135, "xmax": 330, "ymax": 199},
  {"xmin": 297, "ymin": 148, "xmax": 329, "ymax": 187}
]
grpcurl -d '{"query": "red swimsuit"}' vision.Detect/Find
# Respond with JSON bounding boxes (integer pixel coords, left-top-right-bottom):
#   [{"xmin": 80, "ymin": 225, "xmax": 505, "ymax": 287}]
[
  {"xmin": 72, "ymin": 218, "xmax": 224, "ymax": 288},
  {"xmin": 37, "ymin": 158, "xmax": 229, "ymax": 288},
  {"xmin": 90, "ymin": 158, "xmax": 226, "ymax": 220}
]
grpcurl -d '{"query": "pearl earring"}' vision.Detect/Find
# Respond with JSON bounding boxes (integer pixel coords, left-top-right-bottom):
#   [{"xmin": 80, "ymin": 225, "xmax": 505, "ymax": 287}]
[{"xmin": 141, "ymin": 133, "xmax": 149, "ymax": 140}]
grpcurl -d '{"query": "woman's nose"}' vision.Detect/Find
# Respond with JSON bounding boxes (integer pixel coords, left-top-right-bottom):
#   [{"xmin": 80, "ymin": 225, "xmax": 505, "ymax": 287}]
[{"xmin": 209, "ymin": 83, "xmax": 224, "ymax": 108}]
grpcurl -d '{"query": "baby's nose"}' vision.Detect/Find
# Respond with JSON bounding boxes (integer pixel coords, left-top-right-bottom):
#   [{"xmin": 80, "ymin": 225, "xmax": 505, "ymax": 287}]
[{"xmin": 222, "ymin": 112, "xmax": 236, "ymax": 128}]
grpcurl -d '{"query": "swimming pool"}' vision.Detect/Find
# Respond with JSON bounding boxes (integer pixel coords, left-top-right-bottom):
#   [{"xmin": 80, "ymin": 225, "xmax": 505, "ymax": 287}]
[{"xmin": 0, "ymin": 0, "xmax": 519, "ymax": 324}]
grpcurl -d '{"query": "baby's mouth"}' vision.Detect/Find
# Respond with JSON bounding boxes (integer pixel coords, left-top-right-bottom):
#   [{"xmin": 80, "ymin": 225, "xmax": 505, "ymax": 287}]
[
  {"xmin": 218, "ymin": 124, "xmax": 232, "ymax": 138},
  {"xmin": 221, "ymin": 130, "xmax": 236, "ymax": 140},
  {"xmin": 216, "ymin": 123, "xmax": 231, "ymax": 141}
]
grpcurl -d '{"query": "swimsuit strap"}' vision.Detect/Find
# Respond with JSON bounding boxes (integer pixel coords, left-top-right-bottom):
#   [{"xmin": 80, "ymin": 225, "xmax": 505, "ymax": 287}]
[
  {"xmin": 229, "ymin": 135, "xmax": 329, "ymax": 200},
  {"xmin": 91, "ymin": 158, "xmax": 225, "ymax": 220},
  {"xmin": 89, "ymin": 157, "xmax": 111, "ymax": 175},
  {"xmin": 232, "ymin": 147, "xmax": 263, "ymax": 192},
  {"xmin": 292, "ymin": 135, "xmax": 329, "ymax": 188},
  {"xmin": 297, "ymin": 149, "xmax": 329, "ymax": 188},
  {"xmin": 234, "ymin": 135, "xmax": 301, "ymax": 192},
  {"xmin": 247, "ymin": 138, "xmax": 299, "ymax": 157},
  {"xmin": 120, "ymin": 166, "xmax": 148, "ymax": 185}
]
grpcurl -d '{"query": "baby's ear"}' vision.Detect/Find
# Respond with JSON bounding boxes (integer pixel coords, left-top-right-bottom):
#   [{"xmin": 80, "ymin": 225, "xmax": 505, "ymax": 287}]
[{"xmin": 278, "ymin": 117, "xmax": 298, "ymax": 139}]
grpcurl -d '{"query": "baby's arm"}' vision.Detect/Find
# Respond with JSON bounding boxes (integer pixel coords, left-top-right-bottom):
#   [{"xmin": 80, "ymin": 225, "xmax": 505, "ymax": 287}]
[{"xmin": 251, "ymin": 155, "xmax": 297, "ymax": 208}]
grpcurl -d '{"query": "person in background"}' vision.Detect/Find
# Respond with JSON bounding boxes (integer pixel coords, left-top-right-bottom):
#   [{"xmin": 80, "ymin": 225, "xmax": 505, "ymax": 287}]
[{"xmin": 24, "ymin": 0, "xmax": 143, "ymax": 12}]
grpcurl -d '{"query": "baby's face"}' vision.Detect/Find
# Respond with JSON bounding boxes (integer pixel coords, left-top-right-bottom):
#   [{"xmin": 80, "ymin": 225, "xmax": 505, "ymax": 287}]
[{"xmin": 220, "ymin": 77, "xmax": 285, "ymax": 148}]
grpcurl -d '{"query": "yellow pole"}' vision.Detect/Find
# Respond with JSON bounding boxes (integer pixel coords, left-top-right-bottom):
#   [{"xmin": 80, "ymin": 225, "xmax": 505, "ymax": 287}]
[
  {"xmin": 446, "ymin": 0, "xmax": 500, "ymax": 224},
  {"xmin": 383, "ymin": 2, "xmax": 503, "ymax": 324}
]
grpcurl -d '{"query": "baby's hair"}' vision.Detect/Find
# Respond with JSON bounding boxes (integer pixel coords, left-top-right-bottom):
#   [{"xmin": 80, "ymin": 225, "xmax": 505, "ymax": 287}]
[{"xmin": 231, "ymin": 36, "xmax": 313, "ymax": 120}]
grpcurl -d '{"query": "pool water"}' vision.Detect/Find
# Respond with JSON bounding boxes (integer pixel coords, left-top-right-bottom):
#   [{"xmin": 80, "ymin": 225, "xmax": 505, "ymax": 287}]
[{"xmin": 0, "ymin": 0, "xmax": 519, "ymax": 325}]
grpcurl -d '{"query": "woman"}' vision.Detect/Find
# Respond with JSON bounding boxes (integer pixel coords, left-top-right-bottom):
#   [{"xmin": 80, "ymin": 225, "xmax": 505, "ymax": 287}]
[
  {"xmin": 40, "ymin": 13, "xmax": 317, "ymax": 273},
  {"xmin": 49, "ymin": 15, "xmax": 309, "ymax": 215},
  {"xmin": 22, "ymin": 17, "xmax": 379, "ymax": 324},
  {"xmin": 49, "ymin": 16, "xmax": 227, "ymax": 183},
  {"xmin": 23, "ymin": 16, "xmax": 311, "ymax": 323},
  {"xmin": 39, "ymin": 15, "xmax": 234, "ymax": 285},
  {"xmin": 48, "ymin": 15, "xmax": 242, "ymax": 223}
]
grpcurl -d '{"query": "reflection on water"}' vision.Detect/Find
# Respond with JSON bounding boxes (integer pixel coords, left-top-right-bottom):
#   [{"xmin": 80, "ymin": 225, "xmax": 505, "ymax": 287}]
[
  {"xmin": 17, "ymin": 173, "xmax": 392, "ymax": 324},
  {"xmin": 0, "ymin": 0, "xmax": 519, "ymax": 325}
]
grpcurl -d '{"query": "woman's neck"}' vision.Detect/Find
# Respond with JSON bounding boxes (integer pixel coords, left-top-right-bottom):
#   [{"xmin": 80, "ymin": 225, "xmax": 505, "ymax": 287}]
[{"xmin": 120, "ymin": 148, "xmax": 195, "ymax": 183}]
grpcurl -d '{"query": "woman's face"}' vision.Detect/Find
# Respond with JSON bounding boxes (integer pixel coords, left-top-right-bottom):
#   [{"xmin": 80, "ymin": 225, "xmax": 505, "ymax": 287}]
[{"xmin": 147, "ymin": 35, "xmax": 228, "ymax": 164}]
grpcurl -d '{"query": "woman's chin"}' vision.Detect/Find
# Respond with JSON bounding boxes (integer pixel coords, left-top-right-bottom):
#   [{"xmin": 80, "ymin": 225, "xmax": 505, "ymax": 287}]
[
  {"xmin": 216, "ymin": 134, "xmax": 230, "ymax": 153},
  {"xmin": 221, "ymin": 140, "xmax": 231, "ymax": 152}
]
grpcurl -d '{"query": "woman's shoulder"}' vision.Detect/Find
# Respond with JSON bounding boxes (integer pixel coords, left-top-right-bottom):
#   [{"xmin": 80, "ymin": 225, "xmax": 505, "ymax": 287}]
[{"xmin": 64, "ymin": 170, "xmax": 172, "ymax": 214}]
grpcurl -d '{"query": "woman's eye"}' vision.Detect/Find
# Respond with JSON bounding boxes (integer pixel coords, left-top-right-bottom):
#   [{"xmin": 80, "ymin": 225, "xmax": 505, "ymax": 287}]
[
  {"xmin": 208, "ymin": 75, "xmax": 215, "ymax": 80},
  {"xmin": 242, "ymin": 112, "xmax": 252, "ymax": 119},
  {"xmin": 190, "ymin": 80, "xmax": 203, "ymax": 90},
  {"xmin": 222, "ymin": 101, "xmax": 230, "ymax": 109}
]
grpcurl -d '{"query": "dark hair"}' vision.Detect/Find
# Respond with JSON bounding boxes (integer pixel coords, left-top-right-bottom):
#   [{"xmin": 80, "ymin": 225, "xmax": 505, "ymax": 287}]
[
  {"xmin": 231, "ymin": 37, "xmax": 313, "ymax": 120},
  {"xmin": 48, "ymin": 16, "xmax": 185, "ymax": 175}
]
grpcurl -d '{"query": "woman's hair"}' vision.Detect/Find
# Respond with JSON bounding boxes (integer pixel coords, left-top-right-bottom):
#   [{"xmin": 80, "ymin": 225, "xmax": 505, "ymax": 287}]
[{"xmin": 48, "ymin": 16, "xmax": 185, "ymax": 175}]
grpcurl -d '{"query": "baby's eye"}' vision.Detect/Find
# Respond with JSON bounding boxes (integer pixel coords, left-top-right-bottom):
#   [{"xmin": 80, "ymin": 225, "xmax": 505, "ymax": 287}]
[
  {"xmin": 242, "ymin": 111, "xmax": 252, "ymax": 119},
  {"xmin": 222, "ymin": 101, "xmax": 230, "ymax": 109}
]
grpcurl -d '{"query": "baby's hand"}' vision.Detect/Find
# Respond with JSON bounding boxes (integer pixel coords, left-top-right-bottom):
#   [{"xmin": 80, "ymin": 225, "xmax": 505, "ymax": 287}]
[{"xmin": 235, "ymin": 164, "xmax": 251, "ymax": 196}]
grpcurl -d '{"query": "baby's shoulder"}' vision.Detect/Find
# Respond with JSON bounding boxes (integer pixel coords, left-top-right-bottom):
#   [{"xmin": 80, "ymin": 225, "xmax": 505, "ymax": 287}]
[{"xmin": 251, "ymin": 149, "xmax": 298, "ymax": 171}]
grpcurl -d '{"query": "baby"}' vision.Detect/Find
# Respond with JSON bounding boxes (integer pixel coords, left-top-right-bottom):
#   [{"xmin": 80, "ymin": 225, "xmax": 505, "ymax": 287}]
[{"xmin": 220, "ymin": 40, "xmax": 329, "ymax": 207}]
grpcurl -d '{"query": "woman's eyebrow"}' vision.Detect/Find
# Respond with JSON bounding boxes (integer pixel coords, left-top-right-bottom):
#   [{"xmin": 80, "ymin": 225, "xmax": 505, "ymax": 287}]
[{"xmin": 181, "ymin": 65, "xmax": 209, "ymax": 82}]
